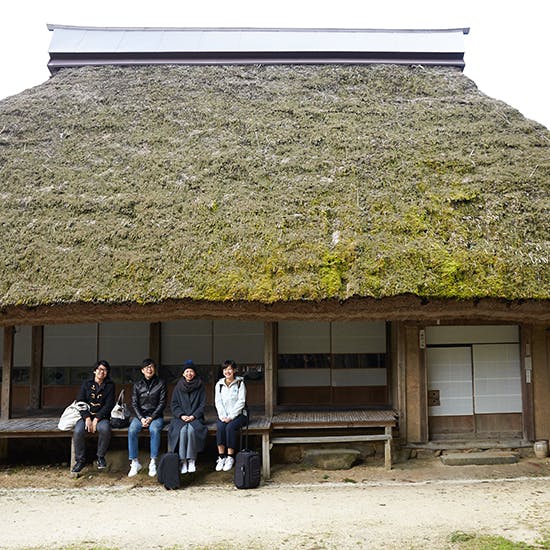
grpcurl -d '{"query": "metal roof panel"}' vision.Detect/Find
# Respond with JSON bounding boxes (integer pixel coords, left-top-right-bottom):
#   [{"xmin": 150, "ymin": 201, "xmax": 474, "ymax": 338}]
[{"xmin": 48, "ymin": 25, "xmax": 468, "ymax": 54}]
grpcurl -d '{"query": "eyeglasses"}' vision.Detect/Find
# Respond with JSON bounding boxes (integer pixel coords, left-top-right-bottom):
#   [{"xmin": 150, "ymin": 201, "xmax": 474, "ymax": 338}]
[
  {"xmin": 143, "ymin": 365, "xmax": 155, "ymax": 369},
  {"xmin": 96, "ymin": 367, "xmax": 108, "ymax": 372}
]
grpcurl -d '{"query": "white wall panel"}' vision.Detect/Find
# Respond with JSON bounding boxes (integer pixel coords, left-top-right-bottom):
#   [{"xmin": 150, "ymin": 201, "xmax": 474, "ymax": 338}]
[
  {"xmin": 427, "ymin": 347, "xmax": 473, "ymax": 416},
  {"xmin": 161, "ymin": 320, "xmax": 212, "ymax": 365},
  {"xmin": 473, "ymin": 344, "xmax": 522, "ymax": 413},
  {"xmin": 14, "ymin": 326, "xmax": 32, "ymax": 367},
  {"xmin": 426, "ymin": 325, "xmax": 519, "ymax": 345},
  {"xmin": 278, "ymin": 369, "xmax": 330, "ymax": 387},
  {"xmin": 331, "ymin": 321, "xmax": 386, "ymax": 353},
  {"xmin": 331, "ymin": 368, "xmax": 387, "ymax": 387},
  {"xmin": 279, "ymin": 321, "xmax": 330, "ymax": 353},
  {"xmin": 44, "ymin": 324, "xmax": 97, "ymax": 367},
  {"xmin": 213, "ymin": 320, "xmax": 264, "ymax": 364},
  {"xmin": 99, "ymin": 322, "xmax": 149, "ymax": 366}
]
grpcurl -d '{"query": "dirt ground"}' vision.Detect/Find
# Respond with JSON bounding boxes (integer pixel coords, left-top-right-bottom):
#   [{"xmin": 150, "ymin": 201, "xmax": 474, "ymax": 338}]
[{"xmin": 1, "ymin": 453, "xmax": 550, "ymax": 549}]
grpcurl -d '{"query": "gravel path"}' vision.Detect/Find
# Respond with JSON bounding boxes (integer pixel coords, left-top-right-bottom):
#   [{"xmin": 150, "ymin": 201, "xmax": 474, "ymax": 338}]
[{"xmin": 1, "ymin": 475, "xmax": 549, "ymax": 549}]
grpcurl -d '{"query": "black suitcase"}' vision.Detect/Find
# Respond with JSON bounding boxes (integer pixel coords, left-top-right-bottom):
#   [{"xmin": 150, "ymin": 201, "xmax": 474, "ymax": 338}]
[
  {"xmin": 234, "ymin": 418, "xmax": 261, "ymax": 489},
  {"xmin": 157, "ymin": 452, "xmax": 180, "ymax": 490},
  {"xmin": 234, "ymin": 449, "xmax": 261, "ymax": 489}
]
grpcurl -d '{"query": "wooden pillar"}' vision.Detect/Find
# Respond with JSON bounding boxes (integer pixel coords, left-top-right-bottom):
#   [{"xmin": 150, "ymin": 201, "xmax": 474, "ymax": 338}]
[
  {"xmin": 520, "ymin": 325, "xmax": 535, "ymax": 441},
  {"xmin": 404, "ymin": 324, "xmax": 428, "ymax": 444},
  {"xmin": 264, "ymin": 321, "xmax": 277, "ymax": 418},
  {"xmin": 29, "ymin": 326, "xmax": 44, "ymax": 410},
  {"xmin": 149, "ymin": 322, "xmax": 161, "ymax": 365},
  {"xmin": 532, "ymin": 325, "xmax": 550, "ymax": 441},
  {"xmin": 1, "ymin": 326, "xmax": 15, "ymax": 420},
  {"xmin": 394, "ymin": 322, "xmax": 408, "ymax": 440}
]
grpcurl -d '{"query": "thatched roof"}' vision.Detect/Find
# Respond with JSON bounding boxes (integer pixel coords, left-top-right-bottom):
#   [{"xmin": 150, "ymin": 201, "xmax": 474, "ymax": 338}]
[{"xmin": 0, "ymin": 64, "xmax": 549, "ymax": 317}]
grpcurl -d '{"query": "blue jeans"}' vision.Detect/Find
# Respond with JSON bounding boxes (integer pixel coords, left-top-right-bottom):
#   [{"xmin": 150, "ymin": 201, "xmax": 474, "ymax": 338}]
[{"xmin": 128, "ymin": 416, "xmax": 164, "ymax": 460}]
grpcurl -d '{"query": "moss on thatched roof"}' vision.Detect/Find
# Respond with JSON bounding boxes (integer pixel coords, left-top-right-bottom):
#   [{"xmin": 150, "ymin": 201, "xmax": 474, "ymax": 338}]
[{"xmin": 0, "ymin": 64, "xmax": 549, "ymax": 308}]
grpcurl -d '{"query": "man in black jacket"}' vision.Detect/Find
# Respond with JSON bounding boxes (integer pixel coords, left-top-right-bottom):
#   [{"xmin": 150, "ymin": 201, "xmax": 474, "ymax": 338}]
[
  {"xmin": 71, "ymin": 360, "xmax": 115, "ymax": 473},
  {"xmin": 128, "ymin": 358, "xmax": 167, "ymax": 477}
]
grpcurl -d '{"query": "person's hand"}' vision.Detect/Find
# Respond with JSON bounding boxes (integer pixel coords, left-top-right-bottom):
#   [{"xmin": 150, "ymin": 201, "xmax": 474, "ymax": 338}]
[
  {"xmin": 222, "ymin": 417, "xmax": 231, "ymax": 423},
  {"xmin": 181, "ymin": 415, "xmax": 195, "ymax": 422},
  {"xmin": 85, "ymin": 417, "xmax": 93, "ymax": 432},
  {"xmin": 141, "ymin": 417, "xmax": 151, "ymax": 428},
  {"xmin": 91, "ymin": 417, "xmax": 99, "ymax": 434}
]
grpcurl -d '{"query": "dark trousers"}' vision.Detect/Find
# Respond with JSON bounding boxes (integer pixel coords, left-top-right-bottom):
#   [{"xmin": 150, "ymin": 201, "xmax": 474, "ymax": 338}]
[
  {"xmin": 72, "ymin": 418, "xmax": 112, "ymax": 462},
  {"xmin": 216, "ymin": 414, "xmax": 247, "ymax": 451}
]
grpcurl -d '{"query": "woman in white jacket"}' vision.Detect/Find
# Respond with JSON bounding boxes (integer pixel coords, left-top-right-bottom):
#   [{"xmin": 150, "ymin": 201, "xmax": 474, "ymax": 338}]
[{"xmin": 214, "ymin": 360, "xmax": 247, "ymax": 471}]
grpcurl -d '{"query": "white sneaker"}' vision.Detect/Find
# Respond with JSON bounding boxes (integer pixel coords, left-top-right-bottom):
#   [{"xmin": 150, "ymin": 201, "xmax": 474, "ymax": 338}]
[
  {"xmin": 148, "ymin": 459, "xmax": 157, "ymax": 477},
  {"xmin": 128, "ymin": 461, "xmax": 142, "ymax": 478},
  {"xmin": 187, "ymin": 459, "xmax": 196, "ymax": 473},
  {"xmin": 222, "ymin": 456, "xmax": 235, "ymax": 471},
  {"xmin": 215, "ymin": 457, "xmax": 226, "ymax": 471},
  {"xmin": 180, "ymin": 460, "xmax": 188, "ymax": 474}
]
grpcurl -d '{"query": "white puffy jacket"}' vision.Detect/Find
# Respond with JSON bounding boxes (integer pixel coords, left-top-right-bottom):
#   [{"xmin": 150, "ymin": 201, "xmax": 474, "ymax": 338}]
[{"xmin": 215, "ymin": 376, "xmax": 246, "ymax": 420}]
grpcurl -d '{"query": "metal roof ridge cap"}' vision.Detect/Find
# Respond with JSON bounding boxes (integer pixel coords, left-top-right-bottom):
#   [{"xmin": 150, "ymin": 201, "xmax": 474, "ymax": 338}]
[{"xmin": 47, "ymin": 24, "xmax": 470, "ymax": 34}]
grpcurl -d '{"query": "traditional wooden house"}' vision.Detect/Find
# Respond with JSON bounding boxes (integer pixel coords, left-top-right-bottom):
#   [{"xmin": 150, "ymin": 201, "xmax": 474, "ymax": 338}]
[{"xmin": 1, "ymin": 26, "xmax": 549, "ymax": 470}]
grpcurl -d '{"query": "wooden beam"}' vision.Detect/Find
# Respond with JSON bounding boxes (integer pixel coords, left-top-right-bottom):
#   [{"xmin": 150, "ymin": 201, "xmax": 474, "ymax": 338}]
[
  {"xmin": 1, "ymin": 326, "xmax": 15, "ymax": 420},
  {"xmin": 149, "ymin": 322, "xmax": 161, "ymax": 365},
  {"xmin": 30, "ymin": 326, "xmax": 44, "ymax": 410},
  {"xmin": 2, "ymin": 296, "xmax": 549, "ymax": 327}
]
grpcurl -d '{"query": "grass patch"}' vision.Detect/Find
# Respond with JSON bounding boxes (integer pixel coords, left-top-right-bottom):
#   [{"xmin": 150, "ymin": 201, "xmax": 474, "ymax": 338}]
[{"xmin": 449, "ymin": 531, "xmax": 550, "ymax": 549}]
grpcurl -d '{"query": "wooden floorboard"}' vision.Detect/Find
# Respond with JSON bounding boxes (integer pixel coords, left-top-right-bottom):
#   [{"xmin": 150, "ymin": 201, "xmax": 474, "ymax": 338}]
[
  {"xmin": 1, "ymin": 410, "xmax": 394, "ymax": 438},
  {"xmin": 272, "ymin": 409, "xmax": 397, "ymax": 429},
  {"xmin": 0, "ymin": 416, "xmax": 271, "ymax": 438}
]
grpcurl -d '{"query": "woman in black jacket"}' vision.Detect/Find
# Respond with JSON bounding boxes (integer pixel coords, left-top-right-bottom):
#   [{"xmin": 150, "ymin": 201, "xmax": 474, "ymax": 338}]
[
  {"xmin": 127, "ymin": 358, "xmax": 167, "ymax": 478},
  {"xmin": 71, "ymin": 360, "xmax": 115, "ymax": 473},
  {"xmin": 167, "ymin": 361, "xmax": 207, "ymax": 474}
]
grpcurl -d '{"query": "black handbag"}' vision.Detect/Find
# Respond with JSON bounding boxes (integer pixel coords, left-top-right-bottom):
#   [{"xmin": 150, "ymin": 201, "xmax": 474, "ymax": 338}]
[{"xmin": 110, "ymin": 389, "xmax": 131, "ymax": 428}]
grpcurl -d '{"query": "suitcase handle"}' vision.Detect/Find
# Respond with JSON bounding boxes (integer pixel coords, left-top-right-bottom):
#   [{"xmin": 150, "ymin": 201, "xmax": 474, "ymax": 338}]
[{"xmin": 239, "ymin": 414, "xmax": 251, "ymax": 451}]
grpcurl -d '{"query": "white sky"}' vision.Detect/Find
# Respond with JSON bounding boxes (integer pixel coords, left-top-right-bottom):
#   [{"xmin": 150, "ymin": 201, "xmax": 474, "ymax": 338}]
[{"xmin": 1, "ymin": 0, "xmax": 549, "ymax": 129}]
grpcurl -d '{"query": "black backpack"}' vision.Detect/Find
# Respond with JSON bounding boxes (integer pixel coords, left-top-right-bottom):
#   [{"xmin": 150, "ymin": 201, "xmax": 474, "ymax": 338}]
[{"xmin": 157, "ymin": 452, "xmax": 180, "ymax": 490}]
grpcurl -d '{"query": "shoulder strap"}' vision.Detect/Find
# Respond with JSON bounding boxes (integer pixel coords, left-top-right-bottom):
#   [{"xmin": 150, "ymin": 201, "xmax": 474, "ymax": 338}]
[
  {"xmin": 117, "ymin": 389, "xmax": 125, "ymax": 403},
  {"xmin": 220, "ymin": 379, "xmax": 242, "ymax": 391}
]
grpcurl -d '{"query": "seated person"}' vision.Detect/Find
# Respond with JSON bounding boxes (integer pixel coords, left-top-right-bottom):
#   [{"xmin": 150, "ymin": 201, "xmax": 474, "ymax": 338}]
[
  {"xmin": 167, "ymin": 361, "xmax": 207, "ymax": 474},
  {"xmin": 71, "ymin": 360, "xmax": 115, "ymax": 473},
  {"xmin": 128, "ymin": 358, "xmax": 167, "ymax": 478},
  {"xmin": 214, "ymin": 359, "xmax": 247, "ymax": 472}
]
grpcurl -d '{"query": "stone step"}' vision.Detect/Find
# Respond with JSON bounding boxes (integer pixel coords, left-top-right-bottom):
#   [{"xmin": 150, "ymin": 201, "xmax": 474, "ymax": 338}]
[
  {"xmin": 303, "ymin": 448, "xmax": 361, "ymax": 470},
  {"xmin": 440, "ymin": 451, "xmax": 519, "ymax": 466}
]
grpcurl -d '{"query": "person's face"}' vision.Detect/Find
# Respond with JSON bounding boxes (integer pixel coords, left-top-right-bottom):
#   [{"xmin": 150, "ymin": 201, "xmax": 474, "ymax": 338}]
[
  {"xmin": 183, "ymin": 368, "xmax": 196, "ymax": 382},
  {"xmin": 223, "ymin": 365, "xmax": 235, "ymax": 380},
  {"xmin": 142, "ymin": 363, "xmax": 156, "ymax": 380},
  {"xmin": 94, "ymin": 365, "xmax": 108, "ymax": 382}
]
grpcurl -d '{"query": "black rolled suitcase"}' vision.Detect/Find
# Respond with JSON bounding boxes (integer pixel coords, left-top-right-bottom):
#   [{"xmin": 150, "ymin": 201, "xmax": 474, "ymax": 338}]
[
  {"xmin": 157, "ymin": 452, "xmax": 181, "ymax": 490},
  {"xmin": 234, "ymin": 449, "xmax": 261, "ymax": 489},
  {"xmin": 234, "ymin": 415, "xmax": 261, "ymax": 489}
]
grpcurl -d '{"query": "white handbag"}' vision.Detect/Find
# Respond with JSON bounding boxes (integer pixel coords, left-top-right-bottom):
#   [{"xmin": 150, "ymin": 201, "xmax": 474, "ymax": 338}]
[
  {"xmin": 110, "ymin": 389, "xmax": 131, "ymax": 428},
  {"xmin": 57, "ymin": 400, "xmax": 89, "ymax": 431}
]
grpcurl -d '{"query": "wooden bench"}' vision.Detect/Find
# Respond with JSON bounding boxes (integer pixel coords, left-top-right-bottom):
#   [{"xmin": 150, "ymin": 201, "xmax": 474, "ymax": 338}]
[
  {"xmin": 0, "ymin": 415, "xmax": 272, "ymax": 479},
  {"xmin": 270, "ymin": 409, "xmax": 397, "ymax": 470},
  {"xmin": 1, "ymin": 409, "xmax": 397, "ymax": 477}
]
